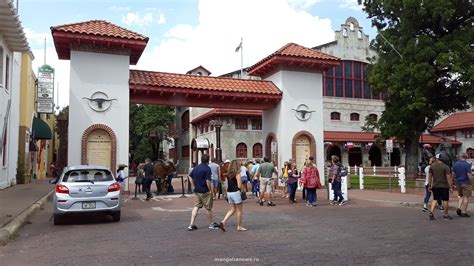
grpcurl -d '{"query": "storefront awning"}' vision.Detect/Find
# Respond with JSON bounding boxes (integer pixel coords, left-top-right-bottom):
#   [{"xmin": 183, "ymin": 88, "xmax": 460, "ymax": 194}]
[{"xmin": 32, "ymin": 117, "xmax": 52, "ymax": 140}]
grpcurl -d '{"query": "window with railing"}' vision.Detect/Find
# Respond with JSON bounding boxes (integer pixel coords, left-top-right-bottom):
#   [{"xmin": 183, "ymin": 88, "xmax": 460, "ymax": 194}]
[
  {"xmin": 236, "ymin": 143, "xmax": 247, "ymax": 158},
  {"xmin": 181, "ymin": 111, "xmax": 189, "ymax": 132},
  {"xmin": 324, "ymin": 60, "xmax": 382, "ymax": 100},
  {"xmin": 235, "ymin": 118, "xmax": 248, "ymax": 130},
  {"xmin": 251, "ymin": 119, "xmax": 262, "ymax": 130}
]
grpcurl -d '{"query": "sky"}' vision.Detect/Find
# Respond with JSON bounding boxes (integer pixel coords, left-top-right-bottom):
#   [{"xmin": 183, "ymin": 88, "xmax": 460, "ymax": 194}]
[{"xmin": 19, "ymin": 0, "xmax": 376, "ymax": 109}]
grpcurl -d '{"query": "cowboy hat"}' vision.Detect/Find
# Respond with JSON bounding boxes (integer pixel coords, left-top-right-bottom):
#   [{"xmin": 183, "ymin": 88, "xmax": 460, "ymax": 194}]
[{"xmin": 118, "ymin": 164, "xmax": 128, "ymax": 168}]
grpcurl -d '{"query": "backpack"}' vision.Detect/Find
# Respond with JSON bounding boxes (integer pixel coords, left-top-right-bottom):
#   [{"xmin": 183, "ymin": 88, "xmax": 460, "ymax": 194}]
[{"xmin": 338, "ymin": 163, "xmax": 348, "ymax": 177}]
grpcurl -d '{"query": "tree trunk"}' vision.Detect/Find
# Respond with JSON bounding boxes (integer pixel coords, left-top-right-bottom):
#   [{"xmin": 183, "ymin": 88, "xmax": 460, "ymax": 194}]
[{"xmin": 404, "ymin": 134, "xmax": 421, "ymax": 179}]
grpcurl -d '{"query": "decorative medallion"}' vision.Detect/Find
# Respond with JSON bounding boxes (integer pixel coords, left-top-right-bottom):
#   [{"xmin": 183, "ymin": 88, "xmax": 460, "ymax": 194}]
[
  {"xmin": 82, "ymin": 91, "xmax": 116, "ymax": 112},
  {"xmin": 292, "ymin": 104, "xmax": 315, "ymax": 121}
]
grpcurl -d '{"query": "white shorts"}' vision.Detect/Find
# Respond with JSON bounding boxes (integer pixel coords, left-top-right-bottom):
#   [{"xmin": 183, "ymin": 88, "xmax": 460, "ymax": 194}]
[
  {"xmin": 227, "ymin": 191, "xmax": 242, "ymax": 204},
  {"xmin": 260, "ymin": 178, "xmax": 274, "ymax": 193}
]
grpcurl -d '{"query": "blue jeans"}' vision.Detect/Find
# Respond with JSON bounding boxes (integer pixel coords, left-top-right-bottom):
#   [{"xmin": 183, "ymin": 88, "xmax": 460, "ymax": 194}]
[
  {"xmin": 333, "ymin": 181, "xmax": 343, "ymax": 202},
  {"xmin": 423, "ymin": 185, "xmax": 432, "ymax": 204},
  {"xmin": 307, "ymin": 188, "xmax": 317, "ymax": 205},
  {"xmin": 288, "ymin": 182, "xmax": 297, "ymax": 202},
  {"xmin": 144, "ymin": 177, "xmax": 154, "ymax": 198}
]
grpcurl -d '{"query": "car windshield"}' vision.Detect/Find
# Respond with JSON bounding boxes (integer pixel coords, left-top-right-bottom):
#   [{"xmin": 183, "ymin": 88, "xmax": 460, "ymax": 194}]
[{"xmin": 63, "ymin": 169, "xmax": 113, "ymax": 183}]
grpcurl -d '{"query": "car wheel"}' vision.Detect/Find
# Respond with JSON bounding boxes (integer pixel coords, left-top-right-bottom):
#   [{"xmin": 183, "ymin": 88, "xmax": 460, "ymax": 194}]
[
  {"xmin": 53, "ymin": 214, "xmax": 62, "ymax": 225},
  {"xmin": 112, "ymin": 211, "xmax": 121, "ymax": 222}
]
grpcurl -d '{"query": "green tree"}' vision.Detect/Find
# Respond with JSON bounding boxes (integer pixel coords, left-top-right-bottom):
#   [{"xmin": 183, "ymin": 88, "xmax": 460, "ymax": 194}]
[
  {"xmin": 129, "ymin": 104, "xmax": 175, "ymax": 163},
  {"xmin": 361, "ymin": 0, "xmax": 474, "ymax": 175}
]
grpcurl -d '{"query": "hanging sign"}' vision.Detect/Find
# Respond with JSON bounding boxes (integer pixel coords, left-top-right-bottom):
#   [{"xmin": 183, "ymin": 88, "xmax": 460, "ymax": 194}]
[{"xmin": 37, "ymin": 64, "xmax": 54, "ymax": 113}]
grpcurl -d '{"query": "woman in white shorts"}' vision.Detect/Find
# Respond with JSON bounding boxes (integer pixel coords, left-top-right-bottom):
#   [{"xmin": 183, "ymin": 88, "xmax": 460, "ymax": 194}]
[{"xmin": 219, "ymin": 160, "xmax": 247, "ymax": 232}]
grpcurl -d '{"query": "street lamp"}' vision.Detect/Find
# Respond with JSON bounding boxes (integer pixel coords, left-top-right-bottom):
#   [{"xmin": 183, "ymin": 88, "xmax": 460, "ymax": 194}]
[{"xmin": 209, "ymin": 119, "xmax": 224, "ymax": 163}]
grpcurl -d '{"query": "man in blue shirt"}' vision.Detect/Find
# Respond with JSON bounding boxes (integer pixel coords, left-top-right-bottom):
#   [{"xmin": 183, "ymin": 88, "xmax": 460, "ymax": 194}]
[
  {"xmin": 452, "ymin": 152, "xmax": 473, "ymax": 217},
  {"xmin": 187, "ymin": 154, "xmax": 220, "ymax": 231}
]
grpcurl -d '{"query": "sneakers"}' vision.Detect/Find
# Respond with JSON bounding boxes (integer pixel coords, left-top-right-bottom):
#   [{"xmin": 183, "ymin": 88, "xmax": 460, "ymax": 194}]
[
  {"xmin": 330, "ymin": 201, "xmax": 337, "ymax": 205},
  {"xmin": 456, "ymin": 208, "xmax": 462, "ymax": 216},
  {"xmin": 218, "ymin": 222, "xmax": 226, "ymax": 232},
  {"xmin": 267, "ymin": 202, "xmax": 276, "ymax": 207},
  {"xmin": 422, "ymin": 207, "xmax": 429, "ymax": 212},
  {"xmin": 461, "ymin": 213, "xmax": 471, "ymax": 218},
  {"xmin": 209, "ymin": 222, "xmax": 220, "ymax": 229},
  {"xmin": 429, "ymin": 212, "xmax": 435, "ymax": 220},
  {"xmin": 187, "ymin": 225, "xmax": 198, "ymax": 231},
  {"xmin": 259, "ymin": 200, "xmax": 264, "ymax": 206},
  {"xmin": 339, "ymin": 201, "xmax": 347, "ymax": 206},
  {"xmin": 443, "ymin": 215, "xmax": 453, "ymax": 220}
]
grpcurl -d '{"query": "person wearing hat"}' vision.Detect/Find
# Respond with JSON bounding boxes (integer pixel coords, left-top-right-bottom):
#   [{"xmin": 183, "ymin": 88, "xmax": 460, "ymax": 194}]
[{"xmin": 116, "ymin": 164, "xmax": 128, "ymax": 192}]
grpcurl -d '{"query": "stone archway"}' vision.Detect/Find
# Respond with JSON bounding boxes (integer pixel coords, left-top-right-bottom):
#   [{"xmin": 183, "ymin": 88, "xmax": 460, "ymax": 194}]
[
  {"xmin": 81, "ymin": 124, "xmax": 117, "ymax": 171},
  {"xmin": 326, "ymin": 144, "xmax": 342, "ymax": 162},
  {"xmin": 348, "ymin": 147, "xmax": 362, "ymax": 167},
  {"xmin": 265, "ymin": 133, "xmax": 278, "ymax": 163},
  {"xmin": 292, "ymin": 131, "xmax": 316, "ymax": 169},
  {"xmin": 369, "ymin": 145, "xmax": 382, "ymax": 166},
  {"xmin": 390, "ymin": 147, "xmax": 401, "ymax": 166}
]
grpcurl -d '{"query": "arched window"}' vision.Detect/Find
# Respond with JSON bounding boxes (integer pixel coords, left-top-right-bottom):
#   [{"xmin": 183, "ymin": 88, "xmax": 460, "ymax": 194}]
[
  {"xmin": 467, "ymin": 148, "xmax": 474, "ymax": 159},
  {"xmin": 252, "ymin": 143, "xmax": 262, "ymax": 158},
  {"xmin": 236, "ymin": 143, "xmax": 247, "ymax": 158},
  {"xmin": 368, "ymin": 113, "xmax": 378, "ymax": 122},
  {"xmin": 350, "ymin": 113, "xmax": 360, "ymax": 121},
  {"xmin": 331, "ymin": 112, "xmax": 341, "ymax": 121},
  {"xmin": 181, "ymin": 111, "xmax": 189, "ymax": 132}
]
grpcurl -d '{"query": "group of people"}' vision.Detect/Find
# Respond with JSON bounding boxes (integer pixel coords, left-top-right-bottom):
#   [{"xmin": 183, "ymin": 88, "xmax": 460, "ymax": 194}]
[
  {"xmin": 186, "ymin": 154, "xmax": 349, "ymax": 232},
  {"xmin": 422, "ymin": 152, "xmax": 472, "ymax": 220}
]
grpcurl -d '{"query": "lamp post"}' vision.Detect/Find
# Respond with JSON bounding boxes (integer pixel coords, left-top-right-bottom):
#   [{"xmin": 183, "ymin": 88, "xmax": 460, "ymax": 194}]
[{"xmin": 210, "ymin": 119, "xmax": 224, "ymax": 163}]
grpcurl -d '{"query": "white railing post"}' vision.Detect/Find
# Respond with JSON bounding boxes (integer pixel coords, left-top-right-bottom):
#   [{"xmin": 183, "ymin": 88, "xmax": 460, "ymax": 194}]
[
  {"xmin": 398, "ymin": 167, "xmax": 406, "ymax": 193},
  {"xmin": 359, "ymin": 167, "xmax": 364, "ymax": 190},
  {"xmin": 373, "ymin": 165, "xmax": 376, "ymax": 176}
]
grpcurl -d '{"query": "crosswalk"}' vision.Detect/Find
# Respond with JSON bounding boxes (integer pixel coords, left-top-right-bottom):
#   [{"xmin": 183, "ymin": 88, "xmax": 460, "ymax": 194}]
[{"xmin": 123, "ymin": 194, "xmax": 191, "ymax": 203}]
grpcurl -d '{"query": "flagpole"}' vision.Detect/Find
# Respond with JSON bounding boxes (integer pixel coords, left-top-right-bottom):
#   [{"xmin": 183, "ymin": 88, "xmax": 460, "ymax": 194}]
[{"xmin": 240, "ymin": 37, "xmax": 243, "ymax": 79}]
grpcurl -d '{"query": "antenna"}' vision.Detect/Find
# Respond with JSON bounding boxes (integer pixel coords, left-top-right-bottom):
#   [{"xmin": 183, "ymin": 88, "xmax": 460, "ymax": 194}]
[{"xmin": 43, "ymin": 37, "xmax": 46, "ymax": 65}]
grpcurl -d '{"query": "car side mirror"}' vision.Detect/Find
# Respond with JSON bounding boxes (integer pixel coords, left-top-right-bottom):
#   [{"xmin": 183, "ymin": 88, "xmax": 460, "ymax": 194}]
[{"xmin": 49, "ymin": 178, "xmax": 57, "ymax": 185}]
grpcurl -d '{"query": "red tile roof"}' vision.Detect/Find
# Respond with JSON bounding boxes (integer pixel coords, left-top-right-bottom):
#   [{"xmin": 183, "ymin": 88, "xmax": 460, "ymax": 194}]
[
  {"xmin": 420, "ymin": 134, "xmax": 461, "ymax": 145},
  {"xmin": 192, "ymin": 109, "xmax": 262, "ymax": 124},
  {"xmin": 248, "ymin": 43, "xmax": 340, "ymax": 77},
  {"xmin": 51, "ymin": 20, "xmax": 148, "ymax": 41},
  {"xmin": 431, "ymin": 111, "xmax": 474, "ymax": 132},
  {"xmin": 51, "ymin": 20, "xmax": 148, "ymax": 65},
  {"xmin": 324, "ymin": 131, "xmax": 380, "ymax": 142},
  {"xmin": 129, "ymin": 70, "xmax": 282, "ymax": 95}
]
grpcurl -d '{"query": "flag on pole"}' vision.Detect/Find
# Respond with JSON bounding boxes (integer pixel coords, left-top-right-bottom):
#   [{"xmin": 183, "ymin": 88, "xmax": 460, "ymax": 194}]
[{"xmin": 235, "ymin": 39, "xmax": 242, "ymax": 52}]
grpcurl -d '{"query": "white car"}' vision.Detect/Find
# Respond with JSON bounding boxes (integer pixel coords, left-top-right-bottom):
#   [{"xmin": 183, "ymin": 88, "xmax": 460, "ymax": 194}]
[{"xmin": 52, "ymin": 165, "xmax": 121, "ymax": 225}]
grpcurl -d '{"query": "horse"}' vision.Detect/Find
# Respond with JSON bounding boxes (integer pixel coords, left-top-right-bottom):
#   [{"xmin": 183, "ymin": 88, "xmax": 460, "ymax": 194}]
[
  {"xmin": 435, "ymin": 142, "xmax": 457, "ymax": 168},
  {"xmin": 218, "ymin": 161, "xmax": 230, "ymax": 199},
  {"xmin": 154, "ymin": 160, "xmax": 177, "ymax": 194}
]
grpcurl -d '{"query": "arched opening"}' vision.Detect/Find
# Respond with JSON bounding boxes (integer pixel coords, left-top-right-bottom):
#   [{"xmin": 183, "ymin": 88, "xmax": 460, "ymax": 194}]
[
  {"xmin": 292, "ymin": 131, "xmax": 316, "ymax": 169},
  {"xmin": 81, "ymin": 124, "xmax": 117, "ymax": 172},
  {"xmin": 326, "ymin": 144, "xmax": 342, "ymax": 162},
  {"xmin": 368, "ymin": 145, "xmax": 382, "ymax": 166},
  {"xmin": 265, "ymin": 133, "xmax": 277, "ymax": 163},
  {"xmin": 252, "ymin": 143, "xmax": 262, "ymax": 159},
  {"xmin": 236, "ymin": 143, "xmax": 247, "ymax": 158},
  {"xmin": 181, "ymin": 110, "xmax": 190, "ymax": 132},
  {"xmin": 348, "ymin": 147, "xmax": 362, "ymax": 166},
  {"xmin": 390, "ymin": 148, "xmax": 401, "ymax": 166}
]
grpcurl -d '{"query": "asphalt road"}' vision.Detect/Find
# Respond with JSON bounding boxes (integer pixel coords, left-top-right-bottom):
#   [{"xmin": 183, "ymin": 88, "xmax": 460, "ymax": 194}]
[{"xmin": 0, "ymin": 193, "xmax": 473, "ymax": 265}]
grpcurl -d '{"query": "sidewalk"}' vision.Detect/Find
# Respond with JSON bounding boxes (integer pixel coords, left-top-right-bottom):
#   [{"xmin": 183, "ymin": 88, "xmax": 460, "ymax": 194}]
[
  {"xmin": 348, "ymin": 188, "xmax": 474, "ymax": 212},
  {"xmin": 0, "ymin": 179, "xmax": 54, "ymax": 245}
]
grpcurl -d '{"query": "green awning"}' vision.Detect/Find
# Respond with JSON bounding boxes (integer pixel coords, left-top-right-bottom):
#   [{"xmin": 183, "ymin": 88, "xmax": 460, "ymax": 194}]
[{"xmin": 32, "ymin": 117, "xmax": 52, "ymax": 140}]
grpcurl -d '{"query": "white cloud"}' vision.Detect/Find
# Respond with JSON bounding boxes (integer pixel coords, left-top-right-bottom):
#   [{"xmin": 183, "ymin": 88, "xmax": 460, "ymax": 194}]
[
  {"xmin": 135, "ymin": 0, "xmax": 335, "ymax": 76},
  {"xmin": 122, "ymin": 12, "xmax": 154, "ymax": 27},
  {"xmin": 24, "ymin": 28, "xmax": 48, "ymax": 48},
  {"xmin": 158, "ymin": 12, "xmax": 166, "ymax": 25},
  {"xmin": 339, "ymin": 0, "xmax": 363, "ymax": 11}
]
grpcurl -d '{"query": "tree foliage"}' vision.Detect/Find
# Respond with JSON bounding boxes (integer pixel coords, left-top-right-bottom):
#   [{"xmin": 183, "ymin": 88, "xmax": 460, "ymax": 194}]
[
  {"xmin": 129, "ymin": 104, "xmax": 175, "ymax": 163},
  {"xmin": 361, "ymin": 0, "xmax": 474, "ymax": 174}
]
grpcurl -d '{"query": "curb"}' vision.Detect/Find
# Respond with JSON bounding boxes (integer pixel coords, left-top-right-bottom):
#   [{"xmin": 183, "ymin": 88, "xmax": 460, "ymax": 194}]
[
  {"xmin": 358, "ymin": 198, "xmax": 471, "ymax": 212},
  {"xmin": 0, "ymin": 189, "xmax": 54, "ymax": 246}
]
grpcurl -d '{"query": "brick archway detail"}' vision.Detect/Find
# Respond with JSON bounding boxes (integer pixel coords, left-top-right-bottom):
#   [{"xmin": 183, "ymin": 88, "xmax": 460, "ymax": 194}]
[
  {"xmin": 292, "ymin": 130, "xmax": 316, "ymax": 163},
  {"xmin": 265, "ymin": 132, "xmax": 278, "ymax": 164},
  {"xmin": 81, "ymin": 124, "xmax": 117, "ymax": 171}
]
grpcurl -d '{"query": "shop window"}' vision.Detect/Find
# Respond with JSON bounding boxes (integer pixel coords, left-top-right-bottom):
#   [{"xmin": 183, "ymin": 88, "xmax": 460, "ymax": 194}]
[
  {"xmin": 350, "ymin": 113, "xmax": 360, "ymax": 121},
  {"xmin": 331, "ymin": 112, "xmax": 341, "ymax": 121},
  {"xmin": 235, "ymin": 118, "xmax": 248, "ymax": 130},
  {"xmin": 236, "ymin": 143, "xmax": 247, "ymax": 158},
  {"xmin": 253, "ymin": 143, "xmax": 262, "ymax": 158},
  {"xmin": 251, "ymin": 119, "xmax": 262, "ymax": 130}
]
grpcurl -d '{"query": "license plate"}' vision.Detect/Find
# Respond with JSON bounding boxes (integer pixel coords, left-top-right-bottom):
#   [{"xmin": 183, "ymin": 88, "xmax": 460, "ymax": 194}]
[{"xmin": 82, "ymin": 202, "xmax": 96, "ymax": 209}]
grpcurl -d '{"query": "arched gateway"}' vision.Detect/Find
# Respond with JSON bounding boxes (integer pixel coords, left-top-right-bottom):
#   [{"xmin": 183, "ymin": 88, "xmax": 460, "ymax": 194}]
[{"xmin": 51, "ymin": 20, "xmax": 339, "ymax": 184}]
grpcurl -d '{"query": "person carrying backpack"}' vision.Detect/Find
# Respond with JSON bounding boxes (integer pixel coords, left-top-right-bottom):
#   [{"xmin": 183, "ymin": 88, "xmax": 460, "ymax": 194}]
[
  {"xmin": 330, "ymin": 155, "xmax": 346, "ymax": 206},
  {"xmin": 300, "ymin": 157, "xmax": 321, "ymax": 207}
]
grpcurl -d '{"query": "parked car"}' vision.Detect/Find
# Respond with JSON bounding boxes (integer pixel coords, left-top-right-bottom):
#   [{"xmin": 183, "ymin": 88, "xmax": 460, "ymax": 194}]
[{"xmin": 52, "ymin": 165, "xmax": 121, "ymax": 225}]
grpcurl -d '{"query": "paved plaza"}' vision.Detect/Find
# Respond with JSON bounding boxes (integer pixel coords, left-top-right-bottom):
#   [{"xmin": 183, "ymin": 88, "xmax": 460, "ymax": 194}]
[{"xmin": 1, "ymin": 189, "xmax": 473, "ymax": 265}]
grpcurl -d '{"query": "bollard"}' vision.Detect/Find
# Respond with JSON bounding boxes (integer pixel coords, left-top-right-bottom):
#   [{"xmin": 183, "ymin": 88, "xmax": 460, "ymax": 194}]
[
  {"xmin": 373, "ymin": 165, "xmax": 376, "ymax": 176},
  {"xmin": 359, "ymin": 167, "xmax": 364, "ymax": 190},
  {"xmin": 398, "ymin": 167, "xmax": 406, "ymax": 193}
]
